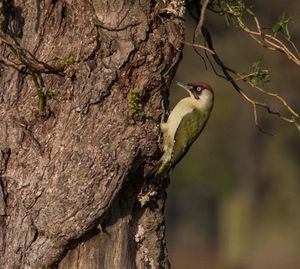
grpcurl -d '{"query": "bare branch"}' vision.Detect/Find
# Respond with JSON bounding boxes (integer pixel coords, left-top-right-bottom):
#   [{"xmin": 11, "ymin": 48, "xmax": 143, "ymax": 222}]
[
  {"xmin": 195, "ymin": 0, "xmax": 210, "ymax": 36},
  {"xmin": 0, "ymin": 31, "xmax": 65, "ymax": 111},
  {"xmin": 0, "ymin": 55, "xmax": 21, "ymax": 70},
  {"xmin": 0, "ymin": 32, "xmax": 63, "ymax": 73},
  {"xmin": 225, "ymin": 4, "xmax": 300, "ymax": 66},
  {"xmin": 237, "ymin": 73, "xmax": 299, "ymax": 119},
  {"xmin": 201, "ymin": 26, "xmax": 299, "ymax": 133},
  {"xmin": 179, "ymin": 39, "xmax": 215, "ymax": 54}
]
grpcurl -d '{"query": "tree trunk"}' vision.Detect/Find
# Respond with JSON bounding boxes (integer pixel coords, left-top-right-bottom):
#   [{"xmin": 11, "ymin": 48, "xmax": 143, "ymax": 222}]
[{"xmin": 0, "ymin": 1, "xmax": 184, "ymax": 268}]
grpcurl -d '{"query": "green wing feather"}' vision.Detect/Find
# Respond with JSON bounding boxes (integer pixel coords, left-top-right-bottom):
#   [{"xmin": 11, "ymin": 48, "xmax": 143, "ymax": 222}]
[
  {"xmin": 153, "ymin": 108, "xmax": 211, "ymax": 177},
  {"xmin": 171, "ymin": 108, "xmax": 210, "ymax": 168}
]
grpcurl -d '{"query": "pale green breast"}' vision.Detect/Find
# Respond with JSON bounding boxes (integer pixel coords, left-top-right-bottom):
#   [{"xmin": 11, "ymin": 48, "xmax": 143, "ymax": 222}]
[{"xmin": 171, "ymin": 108, "xmax": 210, "ymax": 167}]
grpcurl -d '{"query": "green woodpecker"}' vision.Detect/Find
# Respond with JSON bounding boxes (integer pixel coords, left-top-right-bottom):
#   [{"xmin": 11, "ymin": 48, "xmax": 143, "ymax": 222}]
[{"xmin": 153, "ymin": 81, "xmax": 214, "ymax": 176}]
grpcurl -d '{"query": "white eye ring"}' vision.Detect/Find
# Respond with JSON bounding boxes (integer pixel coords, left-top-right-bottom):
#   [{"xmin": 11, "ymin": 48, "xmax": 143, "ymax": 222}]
[{"xmin": 196, "ymin": 86, "xmax": 202, "ymax": 92}]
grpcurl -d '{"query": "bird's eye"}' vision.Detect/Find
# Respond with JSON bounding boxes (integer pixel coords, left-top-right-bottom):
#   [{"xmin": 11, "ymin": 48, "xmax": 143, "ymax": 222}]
[{"xmin": 195, "ymin": 86, "xmax": 202, "ymax": 92}]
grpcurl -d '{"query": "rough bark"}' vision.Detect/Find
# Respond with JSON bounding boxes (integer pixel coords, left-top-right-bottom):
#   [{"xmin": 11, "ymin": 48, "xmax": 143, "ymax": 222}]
[{"xmin": 0, "ymin": 1, "xmax": 184, "ymax": 268}]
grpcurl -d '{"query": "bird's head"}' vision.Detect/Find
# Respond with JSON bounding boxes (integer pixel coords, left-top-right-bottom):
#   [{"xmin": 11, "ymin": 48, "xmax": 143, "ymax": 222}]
[{"xmin": 177, "ymin": 81, "xmax": 213, "ymax": 100}]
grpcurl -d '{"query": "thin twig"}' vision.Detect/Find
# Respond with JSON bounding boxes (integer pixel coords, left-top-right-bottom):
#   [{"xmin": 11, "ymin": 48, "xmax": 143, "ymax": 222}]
[
  {"xmin": 284, "ymin": 35, "xmax": 300, "ymax": 58},
  {"xmin": 237, "ymin": 73, "xmax": 299, "ymax": 119},
  {"xmin": 225, "ymin": 4, "xmax": 300, "ymax": 66},
  {"xmin": 0, "ymin": 55, "xmax": 21, "ymax": 70},
  {"xmin": 195, "ymin": 0, "xmax": 209, "ymax": 36},
  {"xmin": 234, "ymin": 71, "xmax": 268, "ymax": 81},
  {"xmin": 192, "ymin": 32, "xmax": 208, "ymax": 70},
  {"xmin": 0, "ymin": 33, "xmax": 63, "ymax": 73},
  {"xmin": 202, "ymin": 26, "xmax": 299, "ymax": 133},
  {"xmin": 180, "ymin": 39, "xmax": 215, "ymax": 54},
  {"xmin": 0, "ymin": 31, "xmax": 64, "ymax": 111}
]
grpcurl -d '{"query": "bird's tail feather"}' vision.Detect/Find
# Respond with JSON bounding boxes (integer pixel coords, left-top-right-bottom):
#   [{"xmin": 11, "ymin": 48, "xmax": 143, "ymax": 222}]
[{"xmin": 145, "ymin": 161, "xmax": 170, "ymax": 181}]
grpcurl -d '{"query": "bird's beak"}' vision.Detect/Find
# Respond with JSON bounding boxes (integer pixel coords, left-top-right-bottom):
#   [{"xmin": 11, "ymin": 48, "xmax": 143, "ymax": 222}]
[{"xmin": 176, "ymin": 81, "xmax": 193, "ymax": 97}]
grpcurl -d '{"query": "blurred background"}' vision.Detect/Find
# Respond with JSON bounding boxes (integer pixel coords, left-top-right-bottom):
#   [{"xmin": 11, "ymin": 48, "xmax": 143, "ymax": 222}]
[{"xmin": 166, "ymin": 1, "xmax": 300, "ymax": 269}]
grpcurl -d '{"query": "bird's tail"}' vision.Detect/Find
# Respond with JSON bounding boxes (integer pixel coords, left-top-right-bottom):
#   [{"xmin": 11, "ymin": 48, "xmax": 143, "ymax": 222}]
[{"xmin": 145, "ymin": 160, "xmax": 170, "ymax": 181}]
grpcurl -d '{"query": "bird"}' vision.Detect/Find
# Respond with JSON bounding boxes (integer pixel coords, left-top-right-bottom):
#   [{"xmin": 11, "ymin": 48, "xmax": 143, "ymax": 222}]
[{"xmin": 152, "ymin": 81, "xmax": 214, "ymax": 177}]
